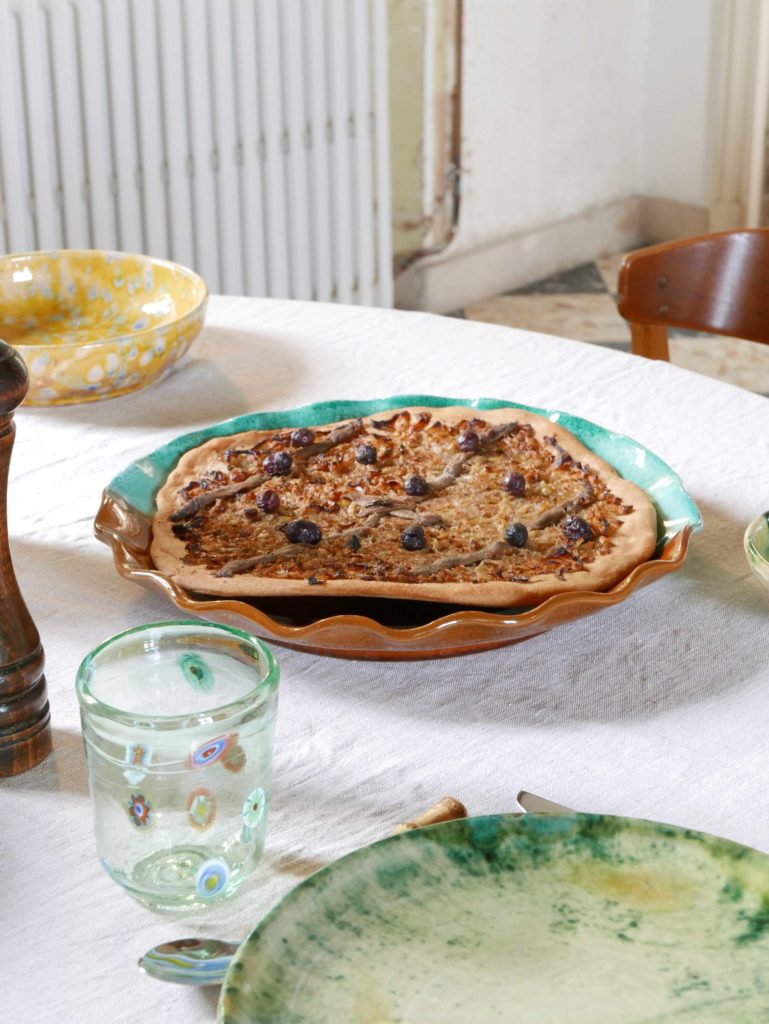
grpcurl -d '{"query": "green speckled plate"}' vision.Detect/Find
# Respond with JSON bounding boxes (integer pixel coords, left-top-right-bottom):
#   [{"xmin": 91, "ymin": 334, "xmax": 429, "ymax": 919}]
[
  {"xmin": 219, "ymin": 814, "xmax": 769, "ymax": 1023},
  {"xmin": 95, "ymin": 395, "xmax": 702, "ymax": 659}
]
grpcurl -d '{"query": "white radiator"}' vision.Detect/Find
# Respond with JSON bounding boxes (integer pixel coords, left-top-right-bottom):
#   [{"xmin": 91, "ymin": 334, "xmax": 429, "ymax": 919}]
[{"xmin": 0, "ymin": 0, "xmax": 392, "ymax": 305}]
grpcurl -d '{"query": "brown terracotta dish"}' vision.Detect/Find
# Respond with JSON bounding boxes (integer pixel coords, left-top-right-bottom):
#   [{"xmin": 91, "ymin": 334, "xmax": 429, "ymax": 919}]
[{"xmin": 94, "ymin": 396, "xmax": 702, "ymax": 659}]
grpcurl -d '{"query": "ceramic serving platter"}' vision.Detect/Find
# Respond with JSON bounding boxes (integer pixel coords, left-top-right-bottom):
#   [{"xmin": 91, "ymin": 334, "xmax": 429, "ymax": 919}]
[
  {"xmin": 219, "ymin": 813, "xmax": 769, "ymax": 1023},
  {"xmin": 95, "ymin": 395, "xmax": 702, "ymax": 659}
]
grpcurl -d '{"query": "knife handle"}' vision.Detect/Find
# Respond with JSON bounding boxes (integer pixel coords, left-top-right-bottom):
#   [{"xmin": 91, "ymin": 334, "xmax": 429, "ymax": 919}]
[{"xmin": 392, "ymin": 796, "xmax": 468, "ymax": 834}]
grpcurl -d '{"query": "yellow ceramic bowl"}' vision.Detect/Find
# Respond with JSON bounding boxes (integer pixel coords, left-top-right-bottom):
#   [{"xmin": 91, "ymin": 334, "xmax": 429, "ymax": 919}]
[{"xmin": 0, "ymin": 250, "xmax": 208, "ymax": 405}]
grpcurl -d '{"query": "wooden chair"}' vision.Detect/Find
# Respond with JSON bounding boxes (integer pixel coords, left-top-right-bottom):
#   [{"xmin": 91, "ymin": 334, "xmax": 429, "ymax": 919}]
[{"xmin": 617, "ymin": 229, "xmax": 769, "ymax": 361}]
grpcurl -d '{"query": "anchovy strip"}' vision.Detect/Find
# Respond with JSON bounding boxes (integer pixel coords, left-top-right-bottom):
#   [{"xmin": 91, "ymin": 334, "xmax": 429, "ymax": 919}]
[
  {"xmin": 224, "ymin": 442, "xmax": 268, "ymax": 458},
  {"xmin": 427, "ymin": 422, "xmax": 520, "ymax": 493},
  {"xmin": 354, "ymin": 421, "xmax": 521, "ymax": 510},
  {"xmin": 216, "ymin": 508, "xmax": 387, "ymax": 577},
  {"xmin": 172, "ymin": 420, "xmax": 363, "ymax": 521},
  {"xmin": 171, "ymin": 471, "xmax": 268, "ymax": 521},
  {"xmin": 354, "ymin": 496, "xmax": 416, "ymax": 512},
  {"xmin": 290, "ymin": 420, "xmax": 363, "ymax": 460},
  {"xmin": 527, "ymin": 482, "xmax": 595, "ymax": 531},
  {"xmin": 387, "ymin": 511, "xmax": 445, "ymax": 525},
  {"xmin": 215, "ymin": 542, "xmax": 310, "ymax": 575},
  {"xmin": 427, "ymin": 454, "xmax": 470, "ymax": 494},
  {"xmin": 215, "ymin": 507, "xmax": 446, "ymax": 578},
  {"xmin": 543, "ymin": 433, "xmax": 579, "ymax": 467},
  {"xmin": 406, "ymin": 540, "xmax": 511, "ymax": 577}
]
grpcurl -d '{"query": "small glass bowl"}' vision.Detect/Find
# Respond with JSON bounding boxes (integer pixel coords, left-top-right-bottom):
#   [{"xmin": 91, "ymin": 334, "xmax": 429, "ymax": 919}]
[
  {"xmin": 744, "ymin": 512, "xmax": 769, "ymax": 590},
  {"xmin": 0, "ymin": 250, "xmax": 207, "ymax": 405}
]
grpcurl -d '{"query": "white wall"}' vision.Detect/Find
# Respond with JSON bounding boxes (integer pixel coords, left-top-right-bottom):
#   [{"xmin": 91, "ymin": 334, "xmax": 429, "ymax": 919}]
[
  {"xmin": 642, "ymin": 0, "xmax": 716, "ymax": 205},
  {"xmin": 397, "ymin": 0, "xmax": 729, "ymax": 307},
  {"xmin": 395, "ymin": 0, "xmax": 720, "ymax": 309},
  {"xmin": 454, "ymin": 0, "xmax": 649, "ymax": 255}
]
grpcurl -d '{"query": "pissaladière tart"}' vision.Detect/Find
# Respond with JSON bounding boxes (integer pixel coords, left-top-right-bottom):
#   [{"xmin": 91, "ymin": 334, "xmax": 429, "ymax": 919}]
[{"xmin": 150, "ymin": 406, "xmax": 659, "ymax": 607}]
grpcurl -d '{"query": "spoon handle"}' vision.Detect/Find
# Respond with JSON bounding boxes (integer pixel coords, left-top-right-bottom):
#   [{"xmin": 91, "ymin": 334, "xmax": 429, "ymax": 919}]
[{"xmin": 139, "ymin": 948, "xmax": 236, "ymax": 986}]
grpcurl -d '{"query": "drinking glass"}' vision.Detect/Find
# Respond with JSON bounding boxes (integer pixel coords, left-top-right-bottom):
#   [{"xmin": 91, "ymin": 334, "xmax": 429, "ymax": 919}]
[{"xmin": 76, "ymin": 620, "xmax": 279, "ymax": 910}]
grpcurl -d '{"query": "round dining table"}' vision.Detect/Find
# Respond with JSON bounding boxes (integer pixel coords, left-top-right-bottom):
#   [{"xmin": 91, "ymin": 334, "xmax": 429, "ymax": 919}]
[{"xmin": 5, "ymin": 295, "xmax": 769, "ymax": 1022}]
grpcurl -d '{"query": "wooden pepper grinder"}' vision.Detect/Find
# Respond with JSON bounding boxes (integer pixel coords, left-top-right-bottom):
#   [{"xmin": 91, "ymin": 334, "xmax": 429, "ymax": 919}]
[{"xmin": 0, "ymin": 340, "xmax": 51, "ymax": 776}]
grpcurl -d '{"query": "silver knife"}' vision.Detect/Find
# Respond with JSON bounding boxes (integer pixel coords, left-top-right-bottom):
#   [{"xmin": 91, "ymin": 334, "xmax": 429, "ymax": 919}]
[{"xmin": 516, "ymin": 790, "xmax": 575, "ymax": 814}]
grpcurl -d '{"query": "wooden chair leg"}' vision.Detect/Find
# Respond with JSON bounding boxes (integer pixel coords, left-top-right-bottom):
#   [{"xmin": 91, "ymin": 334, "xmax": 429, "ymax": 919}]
[{"xmin": 629, "ymin": 323, "xmax": 670, "ymax": 361}]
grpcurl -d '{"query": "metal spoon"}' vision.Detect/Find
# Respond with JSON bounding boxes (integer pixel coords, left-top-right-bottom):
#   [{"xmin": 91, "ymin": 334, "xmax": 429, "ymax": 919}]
[
  {"xmin": 139, "ymin": 796, "xmax": 469, "ymax": 986},
  {"xmin": 139, "ymin": 937, "xmax": 240, "ymax": 986},
  {"xmin": 139, "ymin": 793, "xmax": 573, "ymax": 986}
]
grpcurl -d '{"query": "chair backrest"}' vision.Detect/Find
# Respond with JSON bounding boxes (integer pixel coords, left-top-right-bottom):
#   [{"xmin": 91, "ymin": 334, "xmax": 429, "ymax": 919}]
[{"xmin": 617, "ymin": 230, "xmax": 769, "ymax": 360}]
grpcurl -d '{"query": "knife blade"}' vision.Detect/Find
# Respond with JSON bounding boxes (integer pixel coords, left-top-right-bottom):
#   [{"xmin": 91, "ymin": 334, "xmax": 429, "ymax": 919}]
[{"xmin": 516, "ymin": 790, "xmax": 575, "ymax": 814}]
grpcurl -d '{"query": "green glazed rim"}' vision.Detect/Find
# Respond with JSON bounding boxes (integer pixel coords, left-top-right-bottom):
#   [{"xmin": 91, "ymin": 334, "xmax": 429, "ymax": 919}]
[{"xmin": 75, "ymin": 619, "xmax": 279, "ymax": 729}]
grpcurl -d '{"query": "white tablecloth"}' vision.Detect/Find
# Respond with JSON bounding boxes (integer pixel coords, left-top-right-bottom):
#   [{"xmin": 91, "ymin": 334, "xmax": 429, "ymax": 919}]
[{"xmin": 5, "ymin": 297, "xmax": 769, "ymax": 1022}]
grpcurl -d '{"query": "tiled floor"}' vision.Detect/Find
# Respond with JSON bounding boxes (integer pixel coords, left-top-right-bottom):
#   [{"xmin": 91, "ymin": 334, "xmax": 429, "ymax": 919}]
[{"xmin": 451, "ymin": 252, "xmax": 769, "ymax": 395}]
